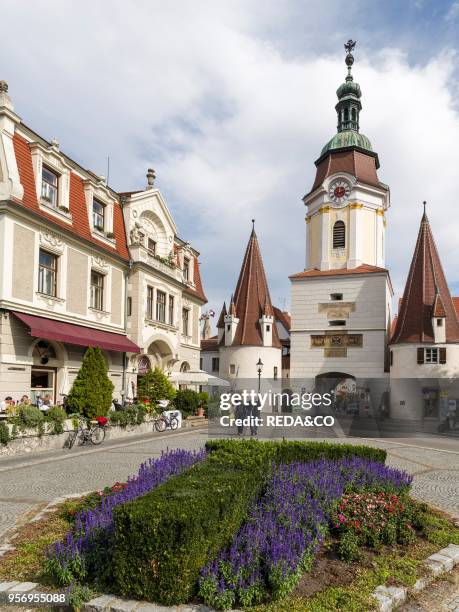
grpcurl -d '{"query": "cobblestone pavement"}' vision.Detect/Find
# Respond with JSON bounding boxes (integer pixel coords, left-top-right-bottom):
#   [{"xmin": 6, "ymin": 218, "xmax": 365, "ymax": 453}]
[
  {"xmin": 0, "ymin": 430, "xmax": 457, "ymax": 541},
  {"xmin": 399, "ymin": 567, "xmax": 459, "ymax": 611}
]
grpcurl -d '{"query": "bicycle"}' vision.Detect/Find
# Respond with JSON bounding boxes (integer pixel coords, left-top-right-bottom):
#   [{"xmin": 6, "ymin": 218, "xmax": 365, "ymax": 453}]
[
  {"xmin": 153, "ymin": 411, "xmax": 179, "ymax": 433},
  {"xmin": 68, "ymin": 416, "xmax": 107, "ymax": 448}
]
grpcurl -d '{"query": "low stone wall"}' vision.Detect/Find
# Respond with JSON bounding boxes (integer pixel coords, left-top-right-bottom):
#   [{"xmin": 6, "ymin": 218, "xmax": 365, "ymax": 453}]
[{"xmin": 0, "ymin": 415, "xmax": 207, "ymax": 459}]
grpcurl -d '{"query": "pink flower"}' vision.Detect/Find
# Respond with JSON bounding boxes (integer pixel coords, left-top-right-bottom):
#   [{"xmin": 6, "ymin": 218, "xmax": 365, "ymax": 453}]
[{"xmin": 338, "ymin": 513, "xmax": 346, "ymax": 523}]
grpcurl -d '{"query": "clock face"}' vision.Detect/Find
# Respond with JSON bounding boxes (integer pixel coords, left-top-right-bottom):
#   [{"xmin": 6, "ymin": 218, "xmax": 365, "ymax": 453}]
[{"xmin": 329, "ymin": 180, "xmax": 351, "ymax": 205}]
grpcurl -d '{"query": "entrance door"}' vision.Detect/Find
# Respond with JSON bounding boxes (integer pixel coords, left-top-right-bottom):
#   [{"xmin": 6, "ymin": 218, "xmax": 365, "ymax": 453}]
[{"xmin": 31, "ymin": 367, "xmax": 56, "ymax": 404}]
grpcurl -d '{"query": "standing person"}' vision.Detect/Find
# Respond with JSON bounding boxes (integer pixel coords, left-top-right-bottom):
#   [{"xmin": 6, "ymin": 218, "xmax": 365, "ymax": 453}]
[{"xmin": 235, "ymin": 400, "xmax": 246, "ymax": 435}]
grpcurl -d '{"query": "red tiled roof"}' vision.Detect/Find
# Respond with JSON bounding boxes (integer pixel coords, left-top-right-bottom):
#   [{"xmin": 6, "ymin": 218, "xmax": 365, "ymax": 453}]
[
  {"xmin": 201, "ymin": 336, "xmax": 218, "ymax": 351},
  {"xmin": 290, "ymin": 264, "xmax": 388, "ymax": 279},
  {"xmin": 13, "ymin": 133, "xmax": 129, "ymax": 260},
  {"xmin": 453, "ymin": 297, "xmax": 459, "ymax": 317},
  {"xmin": 223, "ymin": 228, "xmax": 281, "ymax": 348},
  {"xmin": 184, "ymin": 257, "xmax": 207, "ymax": 303},
  {"xmin": 310, "ymin": 149, "xmax": 381, "ymax": 195},
  {"xmin": 216, "ymin": 302, "xmax": 227, "ymax": 329},
  {"xmin": 432, "ymin": 293, "xmax": 446, "ymax": 317},
  {"xmin": 392, "ymin": 213, "xmax": 459, "ymax": 344}
]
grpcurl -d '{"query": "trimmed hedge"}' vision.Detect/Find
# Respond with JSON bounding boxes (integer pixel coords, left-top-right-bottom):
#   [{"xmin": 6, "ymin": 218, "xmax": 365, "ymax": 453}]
[
  {"xmin": 113, "ymin": 439, "xmax": 386, "ymax": 605},
  {"xmin": 113, "ymin": 459, "xmax": 264, "ymax": 604},
  {"xmin": 205, "ymin": 438, "xmax": 387, "ymax": 466}
]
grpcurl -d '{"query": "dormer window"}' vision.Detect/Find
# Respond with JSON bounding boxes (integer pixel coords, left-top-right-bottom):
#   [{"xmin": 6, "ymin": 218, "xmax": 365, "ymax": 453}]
[
  {"xmin": 93, "ymin": 199, "xmax": 105, "ymax": 231},
  {"xmin": 330, "ymin": 293, "xmax": 343, "ymax": 301},
  {"xmin": 183, "ymin": 257, "xmax": 190, "ymax": 280},
  {"xmin": 437, "ymin": 318, "xmax": 444, "ymax": 327},
  {"xmin": 41, "ymin": 166, "xmax": 59, "ymax": 209}
]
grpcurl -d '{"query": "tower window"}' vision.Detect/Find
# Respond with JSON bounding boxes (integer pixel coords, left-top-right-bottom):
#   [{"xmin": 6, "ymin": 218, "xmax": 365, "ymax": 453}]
[
  {"xmin": 329, "ymin": 320, "xmax": 346, "ymax": 326},
  {"xmin": 330, "ymin": 293, "xmax": 343, "ymax": 301},
  {"xmin": 333, "ymin": 221, "xmax": 346, "ymax": 249},
  {"xmin": 437, "ymin": 318, "xmax": 443, "ymax": 327},
  {"xmin": 351, "ymin": 108, "xmax": 356, "ymax": 121},
  {"xmin": 344, "ymin": 108, "xmax": 349, "ymax": 123}
]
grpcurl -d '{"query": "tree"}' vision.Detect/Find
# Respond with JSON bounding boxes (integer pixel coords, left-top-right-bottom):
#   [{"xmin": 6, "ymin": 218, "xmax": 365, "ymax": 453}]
[
  {"xmin": 67, "ymin": 346, "xmax": 114, "ymax": 418},
  {"xmin": 137, "ymin": 367, "xmax": 176, "ymax": 405}
]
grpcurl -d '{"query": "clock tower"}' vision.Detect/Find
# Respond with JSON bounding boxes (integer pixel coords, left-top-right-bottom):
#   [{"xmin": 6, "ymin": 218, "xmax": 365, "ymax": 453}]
[
  {"xmin": 290, "ymin": 41, "xmax": 393, "ymax": 385},
  {"xmin": 304, "ymin": 40, "xmax": 389, "ymax": 271}
]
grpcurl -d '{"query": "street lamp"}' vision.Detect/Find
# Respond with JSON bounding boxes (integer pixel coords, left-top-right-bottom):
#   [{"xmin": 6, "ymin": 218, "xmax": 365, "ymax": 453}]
[{"xmin": 256, "ymin": 358, "xmax": 264, "ymax": 393}]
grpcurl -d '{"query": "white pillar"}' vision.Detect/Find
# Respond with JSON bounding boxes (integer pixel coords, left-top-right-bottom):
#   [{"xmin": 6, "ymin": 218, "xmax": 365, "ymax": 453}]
[
  {"xmin": 348, "ymin": 204, "xmax": 362, "ymax": 269},
  {"xmin": 319, "ymin": 208, "xmax": 330, "ymax": 270}
]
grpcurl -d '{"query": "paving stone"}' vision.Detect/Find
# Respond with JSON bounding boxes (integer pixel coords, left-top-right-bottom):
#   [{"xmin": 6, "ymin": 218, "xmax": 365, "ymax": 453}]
[
  {"xmin": 438, "ymin": 546, "xmax": 459, "ymax": 564},
  {"xmin": 0, "ymin": 581, "xmax": 20, "ymax": 592},
  {"xmin": 372, "ymin": 590, "xmax": 393, "ymax": 612},
  {"xmin": 8, "ymin": 582, "xmax": 38, "ymax": 592},
  {"xmin": 411, "ymin": 577, "xmax": 428, "ymax": 593},
  {"xmin": 425, "ymin": 558, "xmax": 445, "ymax": 576},
  {"xmin": 109, "ymin": 599, "xmax": 140, "ymax": 612},
  {"xmin": 386, "ymin": 585, "xmax": 406, "ymax": 605},
  {"xmin": 427, "ymin": 553, "xmax": 455, "ymax": 571},
  {"xmin": 85, "ymin": 594, "xmax": 118, "ymax": 611}
]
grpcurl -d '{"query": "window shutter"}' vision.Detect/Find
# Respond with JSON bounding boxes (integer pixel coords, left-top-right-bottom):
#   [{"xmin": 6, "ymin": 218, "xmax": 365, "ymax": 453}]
[
  {"xmin": 439, "ymin": 347, "xmax": 447, "ymax": 364},
  {"xmin": 417, "ymin": 348, "xmax": 424, "ymax": 364}
]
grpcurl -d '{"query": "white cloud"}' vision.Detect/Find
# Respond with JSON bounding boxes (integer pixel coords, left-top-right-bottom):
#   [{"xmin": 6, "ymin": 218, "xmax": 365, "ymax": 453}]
[{"xmin": 1, "ymin": 0, "xmax": 459, "ymax": 317}]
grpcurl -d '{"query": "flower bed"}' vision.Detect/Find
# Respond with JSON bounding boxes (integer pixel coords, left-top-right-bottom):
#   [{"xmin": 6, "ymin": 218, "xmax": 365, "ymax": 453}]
[
  {"xmin": 45, "ymin": 449, "xmax": 206, "ymax": 587},
  {"xmin": 198, "ymin": 458, "xmax": 412, "ymax": 610}
]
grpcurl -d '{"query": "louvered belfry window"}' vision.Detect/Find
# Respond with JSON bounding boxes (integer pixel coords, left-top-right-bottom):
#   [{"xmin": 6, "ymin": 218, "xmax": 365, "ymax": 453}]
[{"xmin": 333, "ymin": 220, "xmax": 346, "ymax": 249}]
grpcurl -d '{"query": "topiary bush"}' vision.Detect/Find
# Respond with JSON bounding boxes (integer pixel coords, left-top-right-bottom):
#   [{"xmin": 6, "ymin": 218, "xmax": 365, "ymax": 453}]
[
  {"xmin": 16, "ymin": 404, "xmax": 44, "ymax": 429},
  {"xmin": 173, "ymin": 389, "xmax": 200, "ymax": 417},
  {"xmin": 67, "ymin": 347, "xmax": 114, "ymax": 418},
  {"xmin": 113, "ymin": 458, "xmax": 264, "ymax": 605},
  {"xmin": 109, "ymin": 405, "xmax": 145, "ymax": 428},
  {"xmin": 137, "ymin": 367, "xmax": 176, "ymax": 405}
]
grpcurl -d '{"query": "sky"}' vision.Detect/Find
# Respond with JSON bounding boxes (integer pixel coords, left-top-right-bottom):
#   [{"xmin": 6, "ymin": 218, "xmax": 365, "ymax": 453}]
[{"xmin": 2, "ymin": 0, "xmax": 459, "ymax": 320}]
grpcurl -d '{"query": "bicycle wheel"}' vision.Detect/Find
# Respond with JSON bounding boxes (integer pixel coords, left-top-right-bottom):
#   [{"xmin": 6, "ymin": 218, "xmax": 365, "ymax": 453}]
[
  {"xmin": 155, "ymin": 417, "xmax": 167, "ymax": 432},
  {"xmin": 90, "ymin": 426, "xmax": 105, "ymax": 445},
  {"xmin": 76, "ymin": 428, "xmax": 86, "ymax": 446},
  {"xmin": 170, "ymin": 416, "xmax": 179, "ymax": 430}
]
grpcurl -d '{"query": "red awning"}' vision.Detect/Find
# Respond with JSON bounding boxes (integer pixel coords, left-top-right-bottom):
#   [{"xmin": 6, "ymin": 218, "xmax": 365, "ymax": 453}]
[{"xmin": 13, "ymin": 311, "xmax": 140, "ymax": 353}]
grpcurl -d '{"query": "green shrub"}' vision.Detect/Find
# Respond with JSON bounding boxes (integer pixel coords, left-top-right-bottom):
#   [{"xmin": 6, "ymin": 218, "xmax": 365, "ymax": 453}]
[
  {"xmin": 109, "ymin": 405, "xmax": 145, "ymax": 428},
  {"xmin": 173, "ymin": 389, "xmax": 200, "ymax": 417},
  {"xmin": 17, "ymin": 404, "xmax": 44, "ymax": 430},
  {"xmin": 0, "ymin": 421, "xmax": 10, "ymax": 445},
  {"xmin": 205, "ymin": 438, "xmax": 387, "ymax": 466},
  {"xmin": 67, "ymin": 347, "xmax": 114, "ymax": 418},
  {"xmin": 137, "ymin": 367, "xmax": 176, "ymax": 405},
  {"xmin": 46, "ymin": 406, "xmax": 67, "ymax": 434},
  {"xmin": 113, "ymin": 459, "xmax": 264, "ymax": 605}
]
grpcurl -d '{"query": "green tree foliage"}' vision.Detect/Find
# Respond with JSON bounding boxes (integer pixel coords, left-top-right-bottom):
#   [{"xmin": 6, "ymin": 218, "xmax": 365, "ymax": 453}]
[
  {"xmin": 67, "ymin": 347, "xmax": 114, "ymax": 418},
  {"xmin": 137, "ymin": 367, "xmax": 176, "ymax": 404},
  {"xmin": 174, "ymin": 389, "xmax": 200, "ymax": 416}
]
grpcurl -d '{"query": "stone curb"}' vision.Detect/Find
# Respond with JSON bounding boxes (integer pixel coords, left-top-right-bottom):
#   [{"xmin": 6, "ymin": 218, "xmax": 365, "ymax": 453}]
[
  {"xmin": 372, "ymin": 542, "xmax": 459, "ymax": 611},
  {"xmin": 1, "ymin": 543, "xmax": 457, "ymax": 611}
]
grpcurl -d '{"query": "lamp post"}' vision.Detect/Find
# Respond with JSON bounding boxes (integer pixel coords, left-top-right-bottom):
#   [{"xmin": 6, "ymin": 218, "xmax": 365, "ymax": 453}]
[{"xmin": 256, "ymin": 358, "xmax": 264, "ymax": 394}]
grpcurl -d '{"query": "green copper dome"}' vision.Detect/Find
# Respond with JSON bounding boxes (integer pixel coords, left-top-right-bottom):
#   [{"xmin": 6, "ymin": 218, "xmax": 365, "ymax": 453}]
[
  {"xmin": 321, "ymin": 130, "xmax": 373, "ymax": 156},
  {"xmin": 336, "ymin": 77, "xmax": 361, "ymax": 100}
]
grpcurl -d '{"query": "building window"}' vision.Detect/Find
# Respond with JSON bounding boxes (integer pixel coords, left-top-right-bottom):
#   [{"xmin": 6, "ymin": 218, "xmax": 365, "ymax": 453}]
[
  {"xmin": 330, "ymin": 293, "xmax": 343, "ymax": 301},
  {"xmin": 183, "ymin": 257, "xmax": 190, "ymax": 280},
  {"xmin": 390, "ymin": 350, "xmax": 393, "ymax": 367},
  {"xmin": 437, "ymin": 318, "xmax": 444, "ymax": 327},
  {"xmin": 266, "ymin": 325, "xmax": 271, "ymax": 332},
  {"xmin": 332, "ymin": 220, "xmax": 346, "ymax": 249},
  {"xmin": 168, "ymin": 295, "xmax": 174, "ymax": 325},
  {"xmin": 90, "ymin": 271, "xmax": 104, "ymax": 310},
  {"xmin": 93, "ymin": 199, "xmax": 105, "ymax": 231},
  {"xmin": 41, "ymin": 166, "xmax": 59, "ymax": 208},
  {"xmin": 227, "ymin": 324, "xmax": 231, "ymax": 332},
  {"xmin": 146, "ymin": 286, "xmax": 154, "ymax": 319},
  {"xmin": 182, "ymin": 308, "xmax": 189, "ymax": 336},
  {"xmin": 329, "ymin": 320, "xmax": 346, "ymax": 326},
  {"xmin": 200, "ymin": 357, "xmax": 203, "ymax": 369},
  {"xmin": 229, "ymin": 364, "xmax": 236, "ymax": 375},
  {"xmin": 212, "ymin": 357, "xmax": 220, "ymax": 372},
  {"xmin": 421, "ymin": 347, "xmax": 447, "ymax": 364},
  {"xmin": 425, "ymin": 348, "xmax": 439, "ymax": 364},
  {"xmin": 38, "ymin": 249, "xmax": 57, "ymax": 296},
  {"xmin": 148, "ymin": 238, "xmax": 156, "ymax": 255},
  {"xmin": 156, "ymin": 290, "xmax": 166, "ymax": 322},
  {"xmin": 274, "ymin": 366, "xmax": 278, "ymax": 380},
  {"xmin": 127, "ymin": 297, "xmax": 132, "ymax": 317}
]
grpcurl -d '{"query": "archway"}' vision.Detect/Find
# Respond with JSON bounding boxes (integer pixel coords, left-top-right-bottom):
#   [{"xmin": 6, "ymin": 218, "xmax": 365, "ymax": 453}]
[
  {"xmin": 147, "ymin": 337, "xmax": 174, "ymax": 370},
  {"xmin": 315, "ymin": 372, "xmax": 355, "ymax": 393}
]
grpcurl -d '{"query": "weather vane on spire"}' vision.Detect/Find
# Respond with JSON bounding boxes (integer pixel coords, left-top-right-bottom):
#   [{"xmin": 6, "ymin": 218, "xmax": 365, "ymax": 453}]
[{"xmin": 344, "ymin": 40, "xmax": 356, "ymax": 55}]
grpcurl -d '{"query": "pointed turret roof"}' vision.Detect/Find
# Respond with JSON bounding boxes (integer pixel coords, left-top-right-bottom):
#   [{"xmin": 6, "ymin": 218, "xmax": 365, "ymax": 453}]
[
  {"xmin": 392, "ymin": 210, "xmax": 459, "ymax": 344},
  {"xmin": 225, "ymin": 225, "xmax": 281, "ymax": 347},
  {"xmin": 216, "ymin": 302, "xmax": 227, "ymax": 329}
]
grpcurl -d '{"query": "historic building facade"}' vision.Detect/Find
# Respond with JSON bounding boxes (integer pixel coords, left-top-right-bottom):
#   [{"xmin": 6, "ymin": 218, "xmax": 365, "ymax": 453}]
[
  {"xmin": 0, "ymin": 81, "xmax": 206, "ymax": 404},
  {"xmin": 289, "ymin": 42, "xmax": 392, "ymax": 391},
  {"xmin": 201, "ymin": 224, "xmax": 282, "ymax": 395}
]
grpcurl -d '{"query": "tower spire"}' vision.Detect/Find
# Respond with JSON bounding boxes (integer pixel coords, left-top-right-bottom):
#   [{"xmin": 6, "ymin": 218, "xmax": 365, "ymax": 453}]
[{"xmin": 336, "ymin": 39, "xmax": 362, "ymax": 133}]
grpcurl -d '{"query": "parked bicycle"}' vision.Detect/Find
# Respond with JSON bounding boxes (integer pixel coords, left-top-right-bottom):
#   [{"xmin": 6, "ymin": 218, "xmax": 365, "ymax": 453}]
[
  {"xmin": 68, "ymin": 416, "xmax": 108, "ymax": 448},
  {"xmin": 153, "ymin": 411, "xmax": 179, "ymax": 432}
]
